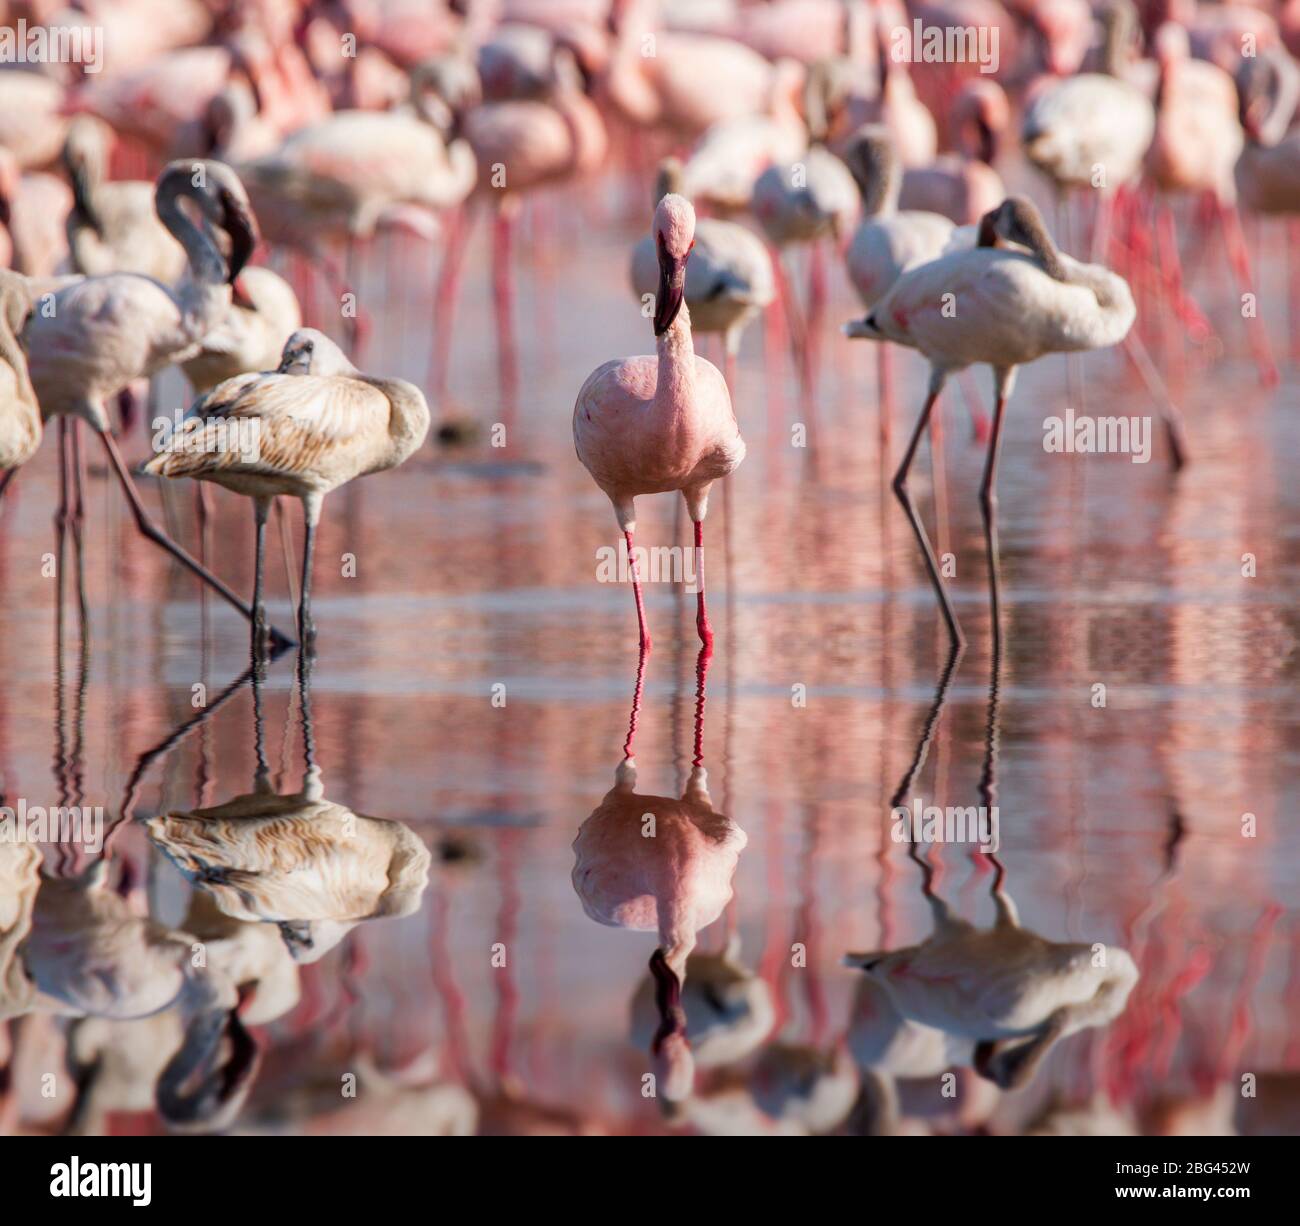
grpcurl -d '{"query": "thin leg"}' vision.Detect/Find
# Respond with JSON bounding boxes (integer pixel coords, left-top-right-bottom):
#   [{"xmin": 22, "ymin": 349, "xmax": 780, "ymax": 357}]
[
  {"xmin": 1219, "ymin": 200, "xmax": 1278, "ymax": 387},
  {"xmin": 195, "ymin": 484, "xmax": 211, "ymax": 566},
  {"xmin": 276, "ymin": 497, "xmax": 299, "ymax": 611},
  {"xmin": 299, "ymin": 515, "xmax": 317, "ymax": 652},
  {"xmin": 430, "ymin": 205, "xmax": 475, "ymax": 396},
  {"xmin": 252, "ymin": 497, "xmax": 270, "ymax": 658},
  {"xmin": 98, "ymin": 429, "xmax": 294, "ymax": 648},
  {"xmin": 892, "ymin": 374, "xmax": 963, "ymax": 647},
  {"xmin": 69, "ymin": 422, "xmax": 89, "ymax": 631},
  {"xmin": 878, "ymin": 346, "xmax": 894, "ymax": 456},
  {"xmin": 979, "ymin": 381, "xmax": 1010, "ymax": 651},
  {"xmin": 1121, "ymin": 332, "xmax": 1188, "ymax": 471},
  {"xmin": 957, "ymin": 369, "xmax": 991, "ymax": 444},
  {"xmin": 693, "ymin": 518, "xmax": 713, "ymax": 655},
  {"xmin": 624, "ymin": 528, "xmax": 651, "ymax": 654},
  {"xmin": 492, "ymin": 207, "xmax": 519, "ymax": 407},
  {"xmin": 0, "ymin": 467, "xmax": 17, "ymax": 503}
]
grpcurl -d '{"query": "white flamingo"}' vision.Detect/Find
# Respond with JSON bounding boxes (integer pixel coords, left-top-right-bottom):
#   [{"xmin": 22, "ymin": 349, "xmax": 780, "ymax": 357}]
[
  {"xmin": 0, "ymin": 272, "xmax": 39, "ymax": 486},
  {"xmin": 845, "ymin": 883, "xmax": 1139, "ymax": 1089},
  {"xmin": 60, "ymin": 117, "xmax": 188, "ymax": 282},
  {"xmin": 844, "ymin": 196, "xmax": 1175, "ymax": 646},
  {"xmin": 146, "ymin": 328, "xmax": 430, "ymax": 654},
  {"xmin": 17, "ymin": 159, "xmax": 272, "ymax": 635}
]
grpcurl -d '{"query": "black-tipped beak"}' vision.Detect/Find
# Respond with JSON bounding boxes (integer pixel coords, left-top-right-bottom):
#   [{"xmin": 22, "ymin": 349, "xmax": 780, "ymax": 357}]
[
  {"xmin": 653, "ymin": 238, "xmax": 686, "ymax": 337},
  {"xmin": 220, "ymin": 189, "xmax": 258, "ymax": 284}
]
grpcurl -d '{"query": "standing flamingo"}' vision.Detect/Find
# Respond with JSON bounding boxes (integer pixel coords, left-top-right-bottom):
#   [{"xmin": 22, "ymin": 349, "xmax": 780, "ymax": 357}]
[
  {"xmin": 146, "ymin": 328, "xmax": 431, "ymax": 655},
  {"xmin": 845, "ymin": 197, "xmax": 1166, "ymax": 645},
  {"xmin": 575, "ymin": 194, "xmax": 744, "ymax": 654},
  {"xmin": 629, "ymin": 159, "xmax": 774, "ymax": 389},
  {"xmin": 60, "ymin": 117, "xmax": 187, "ymax": 282},
  {"xmin": 0, "ymin": 273, "xmax": 39, "ymax": 491},
  {"xmin": 17, "ymin": 160, "xmax": 278, "ymax": 636}
]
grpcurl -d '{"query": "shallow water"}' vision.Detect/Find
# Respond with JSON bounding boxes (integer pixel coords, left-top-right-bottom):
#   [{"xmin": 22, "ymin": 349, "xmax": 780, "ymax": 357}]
[{"xmin": 1, "ymin": 174, "xmax": 1297, "ymax": 1136}]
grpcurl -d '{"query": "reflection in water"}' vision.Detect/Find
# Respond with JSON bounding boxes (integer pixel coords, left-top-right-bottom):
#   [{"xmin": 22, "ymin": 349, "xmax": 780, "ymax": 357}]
[
  {"xmin": 146, "ymin": 670, "xmax": 431, "ymax": 964},
  {"xmin": 572, "ymin": 646, "xmax": 747, "ymax": 1103},
  {"xmin": 0, "ymin": 167, "xmax": 1296, "ymax": 1137}
]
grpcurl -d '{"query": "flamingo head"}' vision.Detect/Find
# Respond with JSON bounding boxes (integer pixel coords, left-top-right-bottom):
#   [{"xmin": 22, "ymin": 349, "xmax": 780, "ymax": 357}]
[
  {"xmin": 652, "ymin": 193, "xmax": 695, "ymax": 336},
  {"xmin": 978, "ymin": 196, "xmax": 1066, "ymax": 279},
  {"xmin": 160, "ymin": 159, "xmax": 260, "ymax": 285},
  {"xmin": 954, "ymin": 80, "xmax": 1010, "ymax": 166},
  {"xmin": 277, "ymin": 327, "xmax": 354, "ymax": 376}
]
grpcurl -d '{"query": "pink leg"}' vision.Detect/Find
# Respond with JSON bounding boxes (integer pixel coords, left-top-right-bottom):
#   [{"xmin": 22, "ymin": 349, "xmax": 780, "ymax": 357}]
[
  {"xmin": 957, "ymin": 369, "xmax": 990, "ymax": 444},
  {"xmin": 624, "ymin": 528, "xmax": 651, "ymax": 654},
  {"xmin": 693, "ymin": 518, "xmax": 713, "ymax": 655},
  {"xmin": 492, "ymin": 208, "xmax": 519, "ymax": 403},
  {"xmin": 877, "ymin": 345, "xmax": 894, "ymax": 456},
  {"xmin": 1220, "ymin": 199, "xmax": 1278, "ymax": 386},
  {"xmin": 430, "ymin": 205, "xmax": 474, "ymax": 396}
]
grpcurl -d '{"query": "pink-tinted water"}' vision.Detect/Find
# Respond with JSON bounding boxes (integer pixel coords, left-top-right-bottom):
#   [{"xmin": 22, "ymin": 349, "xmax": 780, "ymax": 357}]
[{"xmin": 1, "ymin": 172, "xmax": 1297, "ymax": 1136}]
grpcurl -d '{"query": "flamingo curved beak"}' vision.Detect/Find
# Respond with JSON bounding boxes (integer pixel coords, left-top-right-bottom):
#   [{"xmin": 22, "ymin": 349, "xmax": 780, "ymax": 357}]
[
  {"xmin": 219, "ymin": 189, "xmax": 259, "ymax": 285},
  {"xmin": 653, "ymin": 234, "xmax": 686, "ymax": 336}
]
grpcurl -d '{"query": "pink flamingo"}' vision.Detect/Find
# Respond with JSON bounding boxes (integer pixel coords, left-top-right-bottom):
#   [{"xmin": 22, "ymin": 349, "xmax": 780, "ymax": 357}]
[
  {"xmin": 427, "ymin": 48, "xmax": 607, "ymax": 400},
  {"xmin": 1146, "ymin": 21, "xmax": 1277, "ymax": 385},
  {"xmin": 574, "ymin": 194, "xmax": 744, "ymax": 654},
  {"xmin": 571, "ymin": 753, "xmax": 748, "ymax": 1105},
  {"xmin": 600, "ymin": 0, "xmax": 781, "ymax": 138},
  {"xmin": 0, "ymin": 149, "xmax": 70, "ymax": 279},
  {"xmin": 899, "ymin": 79, "xmax": 1008, "ymax": 225}
]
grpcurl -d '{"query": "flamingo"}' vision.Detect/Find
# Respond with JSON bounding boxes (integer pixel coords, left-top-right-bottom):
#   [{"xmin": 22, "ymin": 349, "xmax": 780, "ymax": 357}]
[
  {"xmin": 180, "ymin": 266, "xmax": 303, "ymax": 394},
  {"xmin": 845, "ymin": 883, "xmax": 1139, "ymax": 1090},
  {"xmin": 678, "ymin": 59, "xmax": 809, "ymax": 217},
  {"xmin": 60, "ymin": 117, "xmax": 187, "ymax": 282},
  {"xmin": 17, "ymin": 159, "xmax": 275, "ymax": 638},
  {"xmin": 1235, "ymin": 46, "xmax": 1300, "ymax": 217},
  {"xmin": 0, "ymin": 71, "xmax": 68, "ymax": 171},
  {"xmin": 424, "ymin": 47, "xmax": 607, "ymax": 399},
  {"xmin": 575, "ymin": 193, "xmax": 744, "ymax": 654},
  {"xmin": 146, "ymin": 328, "xmax": 430, "ymax": 655},
  {"xmin": 628, "ymin": 935, "xmax": 776, "ymax": 1071},
  {"xmin": 629, "ymin": 158, "xmax": 775, "ymax": 389},
  {"xmin": 600, "ymin": 1, "xmax": 780, "ymax": 138},
  {"xmin": 0, "ymin": 272, "xmax": 39, "ymax": 487},
  {"xmin": 146, "ymin": 762, "xmax": 432, "ymax": 964},
  {"xmin": 845, "ymin": 196, "xmax": 1171, "ymax": 646},
  {"xmin": 0, "ymin": 149, "xmax": 71, "ymax": 279},
  {"xmin": 899, "ymin": 79, "xmax": 1008, "ymax": 225},
  {"xmin": 21, "ymin": 860, "xmax": 262, "ymax": 1131},
  {"xmin": 572, "ymin": 754, "xmax": 748, "ymax": 1104},
  {"xmin": 1146, "ymin": 21, "xmax": 1277, "ymax": 384}
]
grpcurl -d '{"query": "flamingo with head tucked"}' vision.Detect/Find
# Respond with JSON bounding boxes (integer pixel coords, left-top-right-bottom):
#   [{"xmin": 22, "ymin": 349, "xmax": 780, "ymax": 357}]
[
  {"xmin": 575, "ymin": 194, "xmax": 744, "ymax": 654},
  {"xmin": 146, "ymin": 327, "xmax": 430, "ymax": 655},
  {"xmin": 845, "ymin": 196, "xmax": 1170, "ymax": 646}
]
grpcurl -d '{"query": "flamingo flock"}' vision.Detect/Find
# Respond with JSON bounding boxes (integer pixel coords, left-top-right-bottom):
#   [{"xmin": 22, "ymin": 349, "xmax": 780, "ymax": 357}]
[{"xmin": 0, "ymin": 0, "xmax": 1296, "ymax": 1141}]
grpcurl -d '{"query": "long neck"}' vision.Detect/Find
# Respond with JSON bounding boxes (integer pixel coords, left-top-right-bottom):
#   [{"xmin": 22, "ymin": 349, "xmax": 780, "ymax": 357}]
[
  {"xmin": 854, "ymin": 144, "xmax": 899, "ymax": 217},
  {"xmin": 156, "ymin": 177, "xmax": 226, "ymax": 288},
  {"xmin": 654, "ymin": 302, "xmax": 695, "ymax": 419},
  {"xmin": 360, "ymin": 375, "xmax": 431, "ymax": 467}
]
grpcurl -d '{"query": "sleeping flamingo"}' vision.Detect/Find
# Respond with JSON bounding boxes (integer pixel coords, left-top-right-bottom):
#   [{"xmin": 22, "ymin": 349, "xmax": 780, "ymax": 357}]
[
  {"xmin": 576, "ymin": 194, "xmax": 744, "ymax": 655},
  {"xmin": 845, "ymin": 882, "xmax": 1139, "ymax": 1090},
  {"xmin": 845, "ymin": 196, "xmax": 1169, "ymax": 646},
  {"xmin": 146, "ymin": 328, "xmax": 430, "ymax": 655}
]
